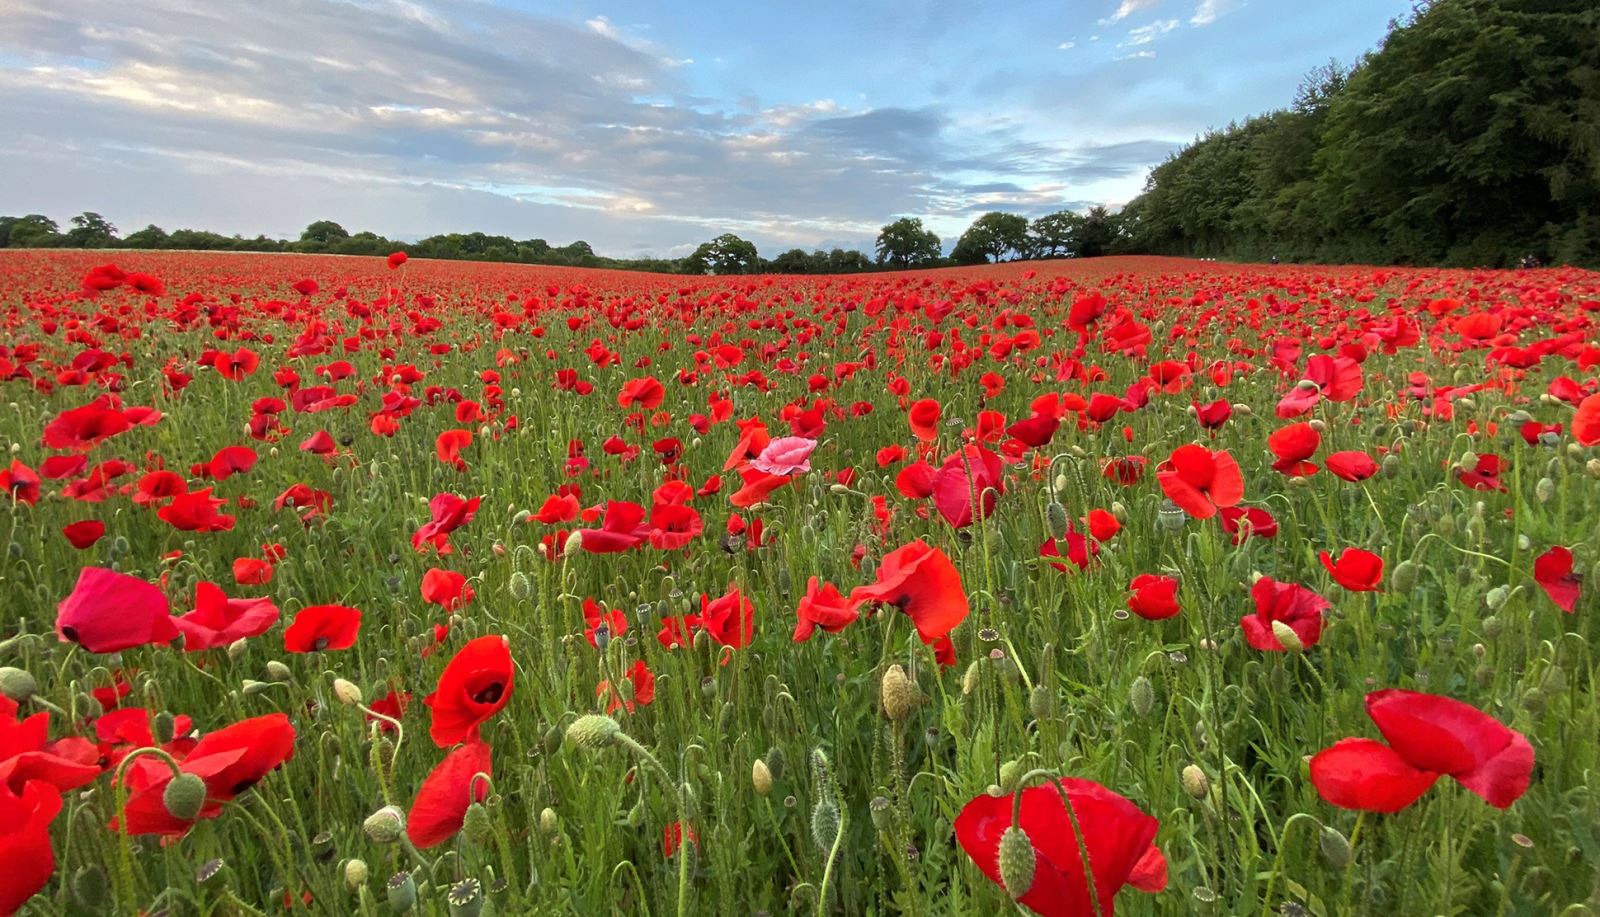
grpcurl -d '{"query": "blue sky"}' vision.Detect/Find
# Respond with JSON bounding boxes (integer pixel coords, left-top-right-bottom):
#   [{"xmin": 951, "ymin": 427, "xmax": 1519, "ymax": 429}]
[{"xmin": 0, "ymin": 0, "xmax": 1413, "ymax": 257}]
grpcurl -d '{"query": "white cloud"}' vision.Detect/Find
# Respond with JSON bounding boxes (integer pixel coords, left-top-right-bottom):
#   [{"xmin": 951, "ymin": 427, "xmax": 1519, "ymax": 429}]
[
  {"xmin": 1114, "ymin": 49, "xmax": 1158, "ymax": 61},
  {"xmin": 1099, "ymin": 0, "xmax": 1159, "ymax": 25},
  {"xmin": 1057, "ymin": 41, "xmax": 1076, "ymax": 50},
  {"xmin": 1121, "ymin": 18, "xmax": 1179, "ymax": 47},
  {"xmin": 1190, "ymin": 0, "xmax": 1238, "ymax": 26},
  {"xmin": 584, "ymin": 15, "xmax": 619, "ymax": 39}
]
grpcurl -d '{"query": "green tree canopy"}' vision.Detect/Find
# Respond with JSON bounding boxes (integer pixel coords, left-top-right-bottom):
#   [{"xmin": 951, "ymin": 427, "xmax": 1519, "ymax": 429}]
[
  {"xmin": 685, "ymin": 233, "xmax": 760, "ymax": 275},
  {"xmin": 952, "ymin": 212, "xmax": 1030, "ymax": 264},
  {"xmin": 874, "ymin": 217, "xmax": 941, "ymax": 267}
]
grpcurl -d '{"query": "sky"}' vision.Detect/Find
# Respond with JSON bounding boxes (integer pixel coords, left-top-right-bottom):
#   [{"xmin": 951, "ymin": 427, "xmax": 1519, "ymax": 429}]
[{"xmin": 0, "ymin": 0, "xmax": 1415, "ymax": 258}]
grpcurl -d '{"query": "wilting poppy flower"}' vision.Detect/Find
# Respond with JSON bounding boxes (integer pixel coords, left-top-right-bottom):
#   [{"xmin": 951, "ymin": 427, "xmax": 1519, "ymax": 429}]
[
  {"xmin": 1310, "ymin": 689, "xmax": 1533, "ymax": 811},
  {"xmin": 1319, "ymin": 547, "xmax": 1384, "ymax": 592},
  {"xmin": 954, "ymin": 780, "xmax": 1164, "ymax": 917},
  {"xmin": 56, "ymin": 567, "xmax": 178, "ymax": 653},
  {"xmin": 1156, "ymin": 445, "xmax": 1243, "ymax": 519},
  {"xmin": 1533, "ymin": 546, "xmax": 1581, "ymax": 613},
  {"xmin": 175, "ymin": 582, "xmax": 280, "ymax": 652},
  {"xmin": 413, "ymin": 493, "xmax": 480, "ymax": 554},
  {"xmin": 597, "ymin": 659, "xmax": 656, "ymax": 714},
  {"xmin": 61, "ymin": 519, "xmax": 106, "ymax": 549},
  {"xmin": 1325, "ymin": 450, "xmax": 1379, "ymax": 482},
  {"xmin": 1128, "ymin": 574, "xmax": 1181, "ymax": 620},
  {"xmin": 407, "ymin": 735, "xmax": 491, "ymax": 849},
  {"xmin": 908, "ymin": 398, "xmax": 941, "ymax": 442},
  {"xmin": 0, "ymin": 780, "xmax": 62, "ymax": 915},
  {"xmin": 425, "ymin": 635, "xmax": 514, "ymax": 746},
  {"xmin": 851, "ymin": 541, "xmax": 969, "ymax": 644},
  {"xmin": 752, "ymin": 436, "xmax": 817, "ymax": 475},
  {"xmin": 282, "ymin": 604, "xmax": 361, "ymax": 653},
  {"xmin": 1239, "ymin": 577, "xmax": 1329, "ymax": 652},
  {"xmin": 792, "ymin": 577, "xmax": 861, "ymax": 642},
  {"xmin": 420, "ymin": 568, "xmax": 474, "ymax": 611}
]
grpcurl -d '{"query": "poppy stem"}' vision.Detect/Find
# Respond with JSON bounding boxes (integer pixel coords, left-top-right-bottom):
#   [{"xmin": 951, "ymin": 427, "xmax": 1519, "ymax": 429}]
[
  {"xmin": 1257, "ymin": 811, "xmax": 1319, "ymax": 917},
  {"xmin": 110, "ymin": 745, "xmax": 186, "ymax": 905},
  {"xmin": 614, "ymin": 733, "xmax": 691, "ymax": 917}
]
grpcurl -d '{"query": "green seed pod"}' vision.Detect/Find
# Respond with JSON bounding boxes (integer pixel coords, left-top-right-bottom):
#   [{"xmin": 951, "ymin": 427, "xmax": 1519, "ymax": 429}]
[
  {"xmin": 448, "ymin": 878, "xmax": 484, "ymax": 917},
  {"xmin": 1129, "ymin": 676, "xmax": 1154, "ymax": 717},
  {"xmin": 810, "ymin": 799, "xmax": 841, "ymax": 852},
  {"xmin": 363, "ymin": 805, "xmax": 407, "ymax": 844},
  {"xmin": 1319, "ymin": 826, "xmax": 1352, "ymax": 869},
  {"xmin": 869, "ymin": 795, "xmax": 892, "ymax": 832},
  {"xmin": 462, "ymin": 802, "xmax": 492, "ymax": 845},
  {"xmin": 998, "ymin": 826, "xmax": 1037, "ymax": 900},
  {"xmin": 71, "ymin": 864, "xmax": 109, "ymax": 907},
  {"xmin": 162, "ymin": 773, "xmax": 207, "ymax": 821},
  {"xmin": 0, "ymin": 667, "xmax": 37, "ymax": 703},
  {"xmin": 565, "ymin": 714, "xmax": 621, "ymax": 749},
  {"xmin": 386, "ymin": 872, "xmax": 417, "ymax": 914}
]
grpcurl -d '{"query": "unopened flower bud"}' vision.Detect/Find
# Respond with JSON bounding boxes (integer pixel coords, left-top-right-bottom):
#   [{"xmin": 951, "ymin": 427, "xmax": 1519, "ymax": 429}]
[
  {"xmin": 1181, "ymin": 764, "xmax": 1209, "ymax": 799},
  {"xmin": 162, "ymin": 772, "xmax": 207, "ymax": 821},
  {"xmin": 752, "ymin": 759, "xmax": 773, "ymax": 796},
  {"xmin": 1129, "ymin": 675, "xmax": 1154, "ymax": 716},
  {"xmin": 540, "ymin": 806, "xmax": 559, "ymax": 834},
  {"xmin": 363, "ymin": 805, "xmax": 407, "ymax": 844},
  {"xmin": 333, "ymin": 678, "xmax": 363, "ymax": 706},
  {"xmin": 1320, "ymin": 825, "xmax": 1352, "ymax": 869},
  {"xmin": 1271, "ymin": 620, "xmax": 1304, "ymax": 653},
  {"xmin": 344, "ymin": 859, "xmax": 369, "ymax": 889},
  {"xmin": 565, "ymin": 714, "xmax": 621, "ymax": 749},
  {"xmin": 71, "ymin": 865, "xmax": 108, "ymax": 907},
  {"xmin": 810, "ymin": 799, "xmax": 841, "ymax": 851},
  {"xmin": 881, "ymin": 665, "xmax": 920, "ymax": 723},
  {"xmin": 1045, "ymin": 502, "xmax": 1070, "ymax": 540},
  {"xmin": 462, "ymin": 801, "xmax": 491, "ymax": 845},
  {"xmin": 1391, "ymin": 560, "xmax": 1419, "ymax": 593},
  {"xmin": 0, "ymin": 667, "xmax": 37, "ymax": 703},
  {"xmin": 265, "ymin": 660, "xmax": 292, "ymax": 682},
  {"xmin": 153, "ymin": 711, "xmax": 176, "ymax": 744},
  {"xmin": 998, "ymin": 825, "xmax": 1037, "ymax": 899}
]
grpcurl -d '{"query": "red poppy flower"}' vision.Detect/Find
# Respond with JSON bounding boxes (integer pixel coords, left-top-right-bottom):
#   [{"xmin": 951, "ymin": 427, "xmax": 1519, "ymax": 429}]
[
  {"xmin": 534, "ymin": 493, "xmax": 580, "ymax": 524},
  {"xmin": 407, "ymin": 735, "xmax": 491, "ymax": 849},
  {"xmin": 1040, "ymin": 533, "xmax": 1099, "ymax": 572},
  {"xmin": 420, "ymin": 569, "xmax": 474, "ymax": 611},
  {"xmin": 648, "ymin": 503, "xmax": 703, "ymax": 550},
  {"xmin": 413, "ymin": 493, "xmax": 480, "ymax": 554},
  {"xmin": 62, "ymin": 519, "xmax": 106, "ymax": 549},
  {"xmin": 233, "ymin": 556, "xmax": 274, "ymax": 585},
  {"xmin": 1319, "ymin": 547, "xmax": 1384, "ymax": 592},
  {"xmin": 282, "ymin": 605, "xmax": 362, "ymax": 653},
  {"xmin": 699, "ymin": 587, "xmax": 755, "ymax": 649},
  {"xmin": 1, "ymin": 460, "xmax": 40, "ymax": 505},
  {"xmin": 0, "ymin": 780, "xmax": 62, "ymax": 916},
  {"xmin": 895, "ymin": 460, "xmax": 937, "ymax": 499},
  {"xmin": 618, "ymin": 376, "xmax": 665, "ymax": 410},
  {"xmin": 1219, "ymin": 506, "xmax": 1277, "ymax": 544},
  {"xmin": 580, "ymin": 500, "xmax": 650, "ymax": 553},
  {"xmin": 1156, "ymin": 445, "xmax": 1244, "ymax": 519},
  {"xmin": 424, "ymin": 635, "xmax": 515, "ymax": 746},
  {"xmin": 0, "ymin": 697, "xmax": 102, "ymax": 795},
  {"xmin": 1533, "ymin": 545, "xmax": 1581, "ymax": 613},
  {"xmin": 597, "ymin": 659, "xmax": 656, "ymax": 714},
  {"xmin": 931, "ymin": 445, "xmax": 1004, "ymax": 528},
  {"xmin": 792, "ymin": 577, "xmax": 861, "ymax": 642},
  {"xmin": 908, "ymin": 398, "xmax": 942, "ymax": 442},
  {"xmin": 1102, "ymin": 456, "xmax": 1147, "ymax": 486},
  {"xmin": 157, "ymin": 488, "xmax": 235, "ymax": 532},
  {"xmin": 1311, "ymin": 689, "xmax": 1533, "ymax": 811},
  {"xmin": 387, "ymin": 250, "xmax": 409, "ymax": 268},
  {"xmin": 56, "ymin": 567, "xmax": 178, "ymax": 653},
  {"xmin": 1194, "ymin": 399, "xmax": 1232, "ymax": 430},
  {"xmin": 176, "ymin": 582, "xmax": 280, "ymax": 652},
  {"xmin": 42, "ymin": 400, "xmax": 134, "ymax": 451},
  {"xmin": 205, "ymin": 445, "xmax": 257, "ymax": 480},
  {"xmin": 1325, "ymin": 450, "xmax": 1379, "ymax": 482},
  {"xmin": 436, "ymin": 429, "xmax": 472, "ymax": 471},
  {"xmin": 1267, "ymin": 422, "xmax": 1320, "ymax": 476},
  {"xmin": 850, "ymin": 541, "xmax": 969, "ymax": 644},
  {"xmin": 1239, "ymin": 577, "xmax": 1329, "ymax": 652},
  {"xmin": 582, "ymin": 598, "xmax": 628, "ymax": 648},
  {"xmin": 300, "ymin": 430, "xmax": 336, "ymax": 455},
  {"xmin": 114, "ymin": 713, "xmax": 296, "ymax": 836},
  {"xmin": 1128, "ymin": 574, "xmax": 1181, "ymax": 620},
  {"xmin": 1456, "ymin": 454, "xmax": 1506, "ymax": 492},
  {"xmin": 954, "ymin": 780, "xmax": 1163, "ymax": 917},
  {"xmin": 1575, "ymin": 393, "xmax": 1600, "ymax": 446}
]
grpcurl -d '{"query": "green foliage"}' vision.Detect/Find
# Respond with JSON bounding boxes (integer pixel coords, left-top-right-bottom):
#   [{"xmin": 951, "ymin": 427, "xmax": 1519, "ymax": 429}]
[
  {"xmin": 952, "ymin": 212, "xmax": 1030, "ymax": 264},
  {"xmin": 685, "ymin": 233, "xmax": 761, "ymax": 275},
  {"xmin": 1121, "ymin": 0, "xmax": 1600, "ymax": 267},
  {"xmin": 875, "ymin": 217, "xmax": 942, "ymax": 267}
]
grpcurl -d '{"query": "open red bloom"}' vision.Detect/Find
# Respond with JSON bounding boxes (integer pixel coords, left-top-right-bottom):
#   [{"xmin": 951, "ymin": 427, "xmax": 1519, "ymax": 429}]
[
  {"xmin": 1319, "ymin": 547, "xmax": 1384, "ymax": 592},
  {"xmin": 648, "ymin": 503, "xmax": 703, "ymax": 550},
  {"xmin": 931, "ymin": 444, "xmax": 1004, "ymax": 528},
  {"xmin": 1533, "ymin": 545, "xmax": 1581, "ymax": 613},
  {"xmin": 1456, "ymin": 454, "xmax": 1506, "ymax": 491},
  {"xmin": 954, "ymin": 781, "xmax": 1164, "ymax": 917},
  {"xmin": 62, "ymin": 519, "xmax": 106, "ymax": 549},
  {"xmin": 908, "ymin": 398, "xmax": 941, "ymax": 442},
  {"xmin": 1267, "ymin": 422, "xmax": 1321, "ymax": 476},
  {"xmin": 579, "ymin": 500, "xmax": 649, "ymax": 553},
  {"xmin": 597, "ymin": 659, "xmax": 656, "ymax": 714},
  {"xmin": 1239, "ymin": 577, "xmax": 1329, "ymax": 651},
  {"xmin": 176, "ymin": 582, "xmax": 280, "ymax": 652},
  {"xmin": 420, "ymin": 568, "xmax": 474, "ymax": 611},
  {"xmin": 408, "ymin": 735, "xmax": 491, "ymax": 849},
  {"xmin": 618, "ymin": 375, "xmax": 665, "ymax": 410},
  {"xmin": 282, "ymin": 604, "xmax": 361, "ymax": 653},
  {"xmin": 1575, "ymin": 393, "xmax": 1600, "ymax": 446},
  {"xmin": 0, "ymin": 696, "xmax": 102, "ymax": 796},
  {"xmin": 0, "ymin": 780, "xmax": 62, "ymax": 915},
  {"xmin": 157, "ymin": 488, "xmax": 235, "ymax": 532},
  {"xmin": 56, "ymin": 567, "xmax": 178, "ymax": 653},
  {"xmin": 387, "ymin": 250, "xmax": 408, "ymax": 269},
  {"xmin": 699, "ymin": 587, "xmax": 756, "ymax": 649},
  {"xmin": 792, "ymin": 577, "xmax": 861, "ymax": 642},
  {"xmin": 42, "ymin": 400, "xmax": 133, "ymax": 450},
  {"xmin": 1127, "ymin": 574, "xmax": 1181, "ymax": 620},
  {"xmin": 1219, "ymin": 506, "xmax": 1277, "ymax": 544},
  {"xmin": 1, "ymin": 460, "xmax": 40, "ymax": 505},
  {"xmin": 850, "ymin": 541, "xmax": 969, "ymax": 644},
  {"xmin": 582, "ymin": 598, "xmax": 628, "ymax": 648},
  {"xmin": 436, "ymin": 429, "xmax": 472, "ymax": 471},
  {"xmin": 424, "ymin": 635, "xmax": 515, "ymax": 746},
  {"xmin": 114, "ymin": 713, "xmax": 296, "ymax": 836},
  {"xmin": 1325, "ymin": 450, "xmax": 1379, "ymax": 481},
  {"xmin": 413, "ymin": 493, "xmax": 480, "ymax": 554},
  {"xmin": 1156, "ymin": 445, "xmax": 1243, "ymax": 519},
  {"xmin": 1311, "ymin": 689, "xmax": 1533, "ymax": 811}
]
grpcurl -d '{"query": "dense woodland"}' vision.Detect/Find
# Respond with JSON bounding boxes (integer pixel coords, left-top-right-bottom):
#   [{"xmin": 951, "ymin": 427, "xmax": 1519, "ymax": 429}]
[{"xmin": 3, "ymin": 0, "xmax": 1594, "ymax": 272}]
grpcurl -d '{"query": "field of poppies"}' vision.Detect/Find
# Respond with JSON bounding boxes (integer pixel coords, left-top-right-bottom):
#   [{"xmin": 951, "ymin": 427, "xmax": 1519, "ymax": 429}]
[{"xmin": 1, "ymin": 248, "xmax": 1598, "ymax": 916}]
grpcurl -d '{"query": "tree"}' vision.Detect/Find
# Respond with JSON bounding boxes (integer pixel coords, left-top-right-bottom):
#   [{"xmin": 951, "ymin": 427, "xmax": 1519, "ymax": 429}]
[
  {"xmin": 0, "ymin": 214, "xmax": 60, "ymax": 248},
  {"xmin": 124, "ymin": 225, "xmax": 171, "ymax": 248},
  {"xmin": 685, "ymin": 234, "xmax": 760, "ymax": 274},
  {"xmin": 771, "ymin": 248, "xmax": 821, "ymax": 273},
  {"xmin": 875, "ymin": 218, "xmax": 941, "ymax": 267},
  {"xmin": 299, "ymin": 220, "xmax": 350, "ymax": 246},
  {"xmin": 953, "ymin": 212, "xmax": 1031, "ymax": 263},
  {"xmin": 1071, "ymin": 206, "xmax": 1121, "ymax": 258},
  {"xmin": 64, "ymin": 212, "xmax": 118, "ymax": 248},
  {"xmin": 1030, "ymin": 211, "xmax": 1084, "ymax": 258}
]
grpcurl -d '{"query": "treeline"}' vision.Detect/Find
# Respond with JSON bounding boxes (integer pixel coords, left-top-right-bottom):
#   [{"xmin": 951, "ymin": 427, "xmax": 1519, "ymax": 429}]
[{"xmin": 1119, "ymin": 0, "xmax": 1600, "ymax": 268}]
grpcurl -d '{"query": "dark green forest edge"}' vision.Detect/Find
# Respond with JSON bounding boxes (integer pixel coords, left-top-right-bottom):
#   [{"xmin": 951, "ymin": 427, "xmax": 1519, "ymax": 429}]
[{"xmin": 2, "ymin": 0, "xmax": 1594, "ymax": 273}]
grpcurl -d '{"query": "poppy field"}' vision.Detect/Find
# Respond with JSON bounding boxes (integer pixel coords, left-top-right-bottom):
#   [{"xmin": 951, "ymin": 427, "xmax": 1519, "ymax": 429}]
[{"xmin": 3, "ymin": 248, "xmax": 1600, "ymax": 916}]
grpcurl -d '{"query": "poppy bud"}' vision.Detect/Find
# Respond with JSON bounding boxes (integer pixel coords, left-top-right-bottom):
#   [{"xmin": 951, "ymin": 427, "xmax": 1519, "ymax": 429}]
[
  {"xmin": 752, "ymin": 759, "xmax": 773, "ymax": 796},
  {"xmin": 810, "ymin": 799, "xmax": 841, "ymax": 851},
  {"xmin": 881, "ymin": 665, "xmax": 920, "ymax": 723},
  {"xmin": 1473, "ymin": 663, "xmax": 1494, "ymax": 687},
  {"xmin": 1458, "ymin": 450, "xmax": 1479, "ymax": 472},
  {"xmin": 1129, "ymin": 675, "xmax": 1154, "ymax": 716},
  {"xmin": 961, "ymin": 660, "xmax": 982, "ymax": 695},
  {"xmin": 227, "ymin": 637, "xmax": 249, "ymax": 660},
  {"xmin": 1181, "ymin": 764, "xmax": 1209, "ymax": 799},
  {"xmin": 0, "ymin": 666, "xmax": 37, "ymax": 703},
  {"xmin": 1319, "ymin": 825, "xmax": 1352, "ymax": 869},
  {"xmin": 163, "ymin": 772, "xmax": 207, "ymax": 821},
  {"xmin": 765, "ymin": 746, "xmax": 785, "ymax": 781},
  {"xmin": 565, "ymin": 714, "xmax": 621, "ymax": 749},
  {"xmin": 1586, "ymin": 459, "xmax": 1600, "ymax": 479},
  {"xmin": 386, "ymin": 872, "xmax": 417, "ymax": 913},
  {"xmin": 363, "ymin": 805, "xmax": 407, "ymax": 844},
  {"xmin": 626, "ymin": 795, "xmax": 646, "ymax": 828},
  {"xmin": 1295, "ymin": 379, "xmax": 1320, "ymax": 391},
  {"xmin": 1391, "ymin": 560, "xmax": 1419, "ymax": 593},
  {"xmin": 333, "ymin": 678, "xmax": 363, "ymax": 706},
  {"xmin": 1271, "ymin": 620, "xmax": 1304, "ymax": 653},
  {"xmin": 869, "ymin": 795, "xmax": 892, "ymax": 832},
  {"xmin": 1028, "ymin": 684, "xmax": 1054, "ymax": 721},
  {"xmin": 1052, "ymin": 473, "xmax": 1068, "ymax": 495},
  {"xmin": 462, "ymin": 801, "xmax": 492, "ymax": 845},
  {"xmin": 1535, "ymin": 478, "xmax": 1555, "ymax": 503},
  {"xmin": 540, "ymin": 807, "xmax": 559, "ymax": 834},
  {"xmin": 448, "ymin": 878, "xmax": 484, "ymax": 917},
  {"xmin": 1308, "ymin": 418, "xmax": 1326, "ymax": 433},
  {"xmin": 1485, "ymin": 585, "xmax": 1510, "ymax": 610},
  {"xmin": 265, "ymin": 660, "xmax": 292, "ymax": 682},
  {"xmin": 153, "ymin": 711, "xmax": 176, "ymax": 744},
  {"xmin": 998, "ymin": 825, "xmax": 1037, "ymax": 899},
  {"xmin": 71, "ymin": 865, "xmax": 108, "ymax": 907},
  {"xmin": 1045, "ymin": 502, "xmax": 1070, "ymax": 540},
  {"xmin": 562, "ymin": 531, "xmax": 584, "ymax": 557},
  {"xmin": 343, "ymin": 858, "xmax": 369, "ymax": 890},
  {"xmin": 242, "ymin": 680, "xmax": 272, "ymax": 696},
  {"xmin": 1523, "ymin": 688, "xmax": 1546, "ymax": 715}
]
